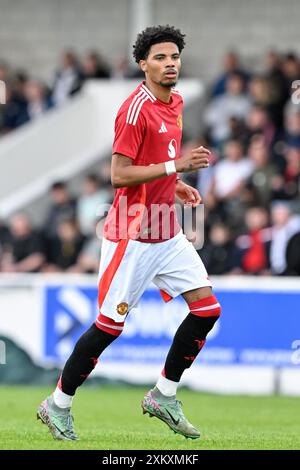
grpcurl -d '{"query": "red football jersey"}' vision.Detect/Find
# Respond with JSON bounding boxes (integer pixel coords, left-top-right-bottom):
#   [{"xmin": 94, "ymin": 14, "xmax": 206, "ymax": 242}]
[{"xmin": 104, "ymin": 82, "xmax": 183, "ymax": 243}]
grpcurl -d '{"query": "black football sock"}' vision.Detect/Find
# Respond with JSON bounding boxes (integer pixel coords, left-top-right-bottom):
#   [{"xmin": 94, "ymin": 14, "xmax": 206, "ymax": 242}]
[
  {"xmin": 59, "ymin": 323, "xmax": 117, "ymax": 396},
  {"xmin": 163, "ymin": 296, "xmax": 221, "ymax": 382},
  {"xmin": 163, "ymin": 313, "xmax": 218, "ymax": 382},
  {"xmin": 163, "ymin": 295, "xmax": 221, "ymax": 383}
]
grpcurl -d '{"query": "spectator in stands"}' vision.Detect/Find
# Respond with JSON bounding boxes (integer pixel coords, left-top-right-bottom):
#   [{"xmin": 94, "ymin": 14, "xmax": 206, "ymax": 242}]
[
  {"xmin": 198, "ymin": 222, "xmax": 241, "ymax": 274},
  {"xmin": 194, "ymin": 137, "xmax": 217, "ymax": 199},
  {"xmin": 112, "ymin": 56, "xmax": 144, "ymax": 79},
  {"xmin": 12, "ymin": 70, "xmax": 28, "ymax": 101},
  {"xmin": 0, "ymin": 65, "xmax": 31, "ymax": 134},
  {"xmin": 204, "ymin": 73, "xmax": 252, "ymax": 144},
  {"xmin": 44, "ymin": 182, "xmax": 77, "ymax": 239},
  {"xmin": 51, "ymin": 50, "xmax": 82, "ymax": 106},
  {"xmin": 44, "ymin": 218, "xmax": 85, "ymax": 272},
  {"xmin": 284, "ymin": 111, "xmax": 300, "ymax": 149},
  {"xmin": 0, "ymin": 81, "xmax": 28, "ymax": 133},
  {"xmin": 23, "ymin": 80, "xmax": 52, "ymax": 122},
  {"xmin": 249, "ymin": 74, "xmax": 286, "ymax": 129},
  {"xmin": 282, "ymin": 146, "xmax": 300, "ymax": 200},
  {"xmin": 248, "ymin": 76, "xmax": 271, "ymax": 108},
  {"xmin": 77, "ymin": 235, "xmax": 101, "ymax": 273},
  {"xmin": 225, "ymin": 114, "xmax": 250, "ymax": 144},
  {"xmin": 111, "ymin": 57, "xmax": 130, "ymax": 79},
  {"xmin": 267, "ymin": 146, "xmax": 300, "ymax": 202},
  {"xmin": 245, "ymin": 105, "xmax": 276, "ymax": 148},
  {"xmin": 211, "ymin": 50, "xmax": 249, "ymax": 97},
  {"xmin": 0, "ymin": 62, "xmax": 9, "ymax": 126},
  {"xmin": 76, "ymin": 174, "xmax": 111, "ymax": 237},
  {"xmin": 0, "ymin": 220, "xmax": 10, "ymax": 248},
  {"xmin": 206, "ymin": 139, "xmax": 254, "ymax": 225},
  {"xmin": 77, "ymin": 219, "xmax": 104, "ymax": 273},
  {"xmin": 0, "ymin": 61, "xmax": 9, "ymax": 82},
  {"xmin": 0, "ymin": 220, "xmax": 11, "ymax": 269},
  {"xmin": 236, "ymin": 207, "xmax": 272, "ymax": 275},
  {"xmin": 263, "ymin": 50, "xmax": 289, "ymax": 127},
  {"xmin": 270, "ymin": 201, "xmax": 300, "ymax": 275},
  {"xmin": 281, "ymin": 53, "xmax": 300, "ymax": 92},
  {"xmin": 82, "ymin": 51, "xmax": 110, "ymax": 79},
  {"xmin": 246, "ymin": 135, "xmax": 279, "ymax": 208},
  {"xmin": 1, "ymin": 213, "xmax": 45, "ymax": 272}
]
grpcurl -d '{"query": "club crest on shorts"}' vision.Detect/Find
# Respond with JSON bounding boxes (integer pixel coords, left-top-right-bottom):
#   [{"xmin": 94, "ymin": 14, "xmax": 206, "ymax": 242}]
[{"xmin": 116, "ymin": 302, "xmax": 128, "ymax": 315}]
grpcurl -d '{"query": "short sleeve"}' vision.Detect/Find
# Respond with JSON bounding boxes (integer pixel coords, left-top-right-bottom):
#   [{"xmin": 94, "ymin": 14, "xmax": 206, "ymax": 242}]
[{"xmin": 112, "ymin": 108, "xmax": 146, "ymax": 160}]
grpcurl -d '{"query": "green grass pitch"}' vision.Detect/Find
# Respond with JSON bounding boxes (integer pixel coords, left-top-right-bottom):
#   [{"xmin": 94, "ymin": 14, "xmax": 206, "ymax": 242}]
[{"xmin": 0, "ymin": 385, "xmax": 300, "ymax": 450}]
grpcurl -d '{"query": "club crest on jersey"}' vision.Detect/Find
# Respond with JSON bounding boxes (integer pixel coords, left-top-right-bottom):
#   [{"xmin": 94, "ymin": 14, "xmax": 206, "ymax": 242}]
[
  {"xmin": 168, "ymin": 139, "xmax": 177, "ymax": 159},
  {"xmin": 116, "ymin": 302, "xmax": 129, "ymax": 315},
  {"xmin": 177, "ymin": 114, "xmax": 183, "ymax": 129}
]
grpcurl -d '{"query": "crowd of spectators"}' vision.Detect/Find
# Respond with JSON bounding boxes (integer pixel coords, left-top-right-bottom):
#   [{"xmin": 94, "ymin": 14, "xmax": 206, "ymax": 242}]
[
  {"xmin": 0, "ymin": 48, "xmax": 299, "ymax": 276},
  {"xmin": 183, "ymin": 50, "xmax": 300, "ymax": 276},
  {"xmin": 0, "ymin": 50, "xmax": 143, "ymax": 135},
  {"xmin": 0, "ymin": 175, "xmax": 113, "ymax": 274}
]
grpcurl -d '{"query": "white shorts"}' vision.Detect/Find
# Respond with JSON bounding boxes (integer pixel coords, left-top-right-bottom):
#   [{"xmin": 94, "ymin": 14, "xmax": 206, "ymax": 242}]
[{"xmin": 96, "ymin": 230, "xmax": 212, "ymax": 325}]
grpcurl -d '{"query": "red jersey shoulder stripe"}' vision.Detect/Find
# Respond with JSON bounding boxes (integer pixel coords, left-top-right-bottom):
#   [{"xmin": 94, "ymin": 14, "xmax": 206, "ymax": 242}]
[
  {"xmin": 126, "ymin": 90, "xmax": 144, "ymax": 124},
  {"xmin": 125, "ymin": 84, "xmax": 156, "ymax": 126},
  {"xmin": 141, "ymin": 84, "xmax": 156, "ymax": 102},
  {"xmin": 126, "ymin": 91, "xmax": 150, "ymax": 126},
  {"xmin": 132, "ymin": 94, "xmax": 149, "ymax": 125}
]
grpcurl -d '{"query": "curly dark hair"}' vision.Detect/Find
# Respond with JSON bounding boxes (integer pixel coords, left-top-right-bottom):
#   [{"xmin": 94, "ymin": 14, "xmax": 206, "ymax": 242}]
[{"xmin": 133, "ymin": 25, "xmax": 185, "ymax": 63}]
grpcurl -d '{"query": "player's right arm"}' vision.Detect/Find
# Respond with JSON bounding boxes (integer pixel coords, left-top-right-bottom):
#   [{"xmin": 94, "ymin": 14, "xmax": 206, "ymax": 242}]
[
  {"xmin": 111, "ymin": 103, "xmax": 210, "ymax": 188},
  {"xmin": 111, "ymin": 148, "xmax": 211, "ymax": 188}
]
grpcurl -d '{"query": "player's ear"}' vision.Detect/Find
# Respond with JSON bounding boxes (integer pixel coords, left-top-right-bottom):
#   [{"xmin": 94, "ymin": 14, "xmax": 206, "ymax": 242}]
[{"xmin": 140, "ymin": 60, "xmax": 147, "ymax": 73}]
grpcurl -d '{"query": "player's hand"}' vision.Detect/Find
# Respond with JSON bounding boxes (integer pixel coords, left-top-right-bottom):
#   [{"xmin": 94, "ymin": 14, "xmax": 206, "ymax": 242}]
[
  {"xmin": 175, "ymin": 146, "xmax": 211, "ymax": 173},
  {"xmin": 175, "ymin": 180, "xmax": 202, "ymax": 207}
]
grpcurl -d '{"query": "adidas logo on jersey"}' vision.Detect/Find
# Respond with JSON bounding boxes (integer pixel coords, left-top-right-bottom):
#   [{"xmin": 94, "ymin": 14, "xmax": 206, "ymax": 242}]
[{"xmin": 158, "ymin": 122, "xmax": 168, "ymax": 133}]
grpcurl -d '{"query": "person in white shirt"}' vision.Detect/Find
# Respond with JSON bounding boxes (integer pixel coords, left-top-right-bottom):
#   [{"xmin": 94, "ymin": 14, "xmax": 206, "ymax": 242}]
[
  {"xmin": 77, "ymin": 174, "xmax": 111, "ymax": 236},
  {"xmin": 270, "ymin": 202, "xmax": 300, "ymax": 274},
  {"xmin": 209, "ymin": 139, "xmax": 254, "ymax": 201},
  {"xmin": 52, "ymin": 51, "xmax": 82, "ymax": 106}
]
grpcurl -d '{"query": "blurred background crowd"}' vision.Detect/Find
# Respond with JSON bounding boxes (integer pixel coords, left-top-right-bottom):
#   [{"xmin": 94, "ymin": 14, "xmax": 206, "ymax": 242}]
[{"xmin": 0, "ymin": 48, "xmax": 300, "ymax": 276}]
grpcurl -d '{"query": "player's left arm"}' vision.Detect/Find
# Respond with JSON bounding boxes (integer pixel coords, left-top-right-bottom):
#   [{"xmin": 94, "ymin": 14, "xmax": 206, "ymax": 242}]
[{"xmin": 175, "ymin": 179, "xmax": 202, "ymax": 207}]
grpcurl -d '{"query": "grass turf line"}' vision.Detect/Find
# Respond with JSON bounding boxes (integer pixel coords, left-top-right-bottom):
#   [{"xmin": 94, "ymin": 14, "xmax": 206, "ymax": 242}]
[{"xmin": 0, "ymin": 385, "xmax": 300, "ymax": 450}]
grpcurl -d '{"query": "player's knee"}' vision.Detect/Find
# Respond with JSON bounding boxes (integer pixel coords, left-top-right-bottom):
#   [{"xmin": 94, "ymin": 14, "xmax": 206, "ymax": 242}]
[
  {"xmin": 186, "ymin": 294, "xmax": 221, "ymax": 338},
  {"xmin": 188, "ymin": 293, "xmax": 221, "ymax": 319},
  {"xmin": 94, "ymin": 322, "xmax": 123, "ymax": 339},
  {"xmin": 95, "ymin": 312, "xmax": 125, "ymax": 339}
]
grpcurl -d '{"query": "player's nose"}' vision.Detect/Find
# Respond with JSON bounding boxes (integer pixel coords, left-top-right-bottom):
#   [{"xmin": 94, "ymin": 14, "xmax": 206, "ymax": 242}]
[
  {"xmin": 166, "ymin": 60, "xmax": 176, "ymax": 68},
  {"xmin": 165, "ymin": 62, "xmax": 177, "ymax": 72}
]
